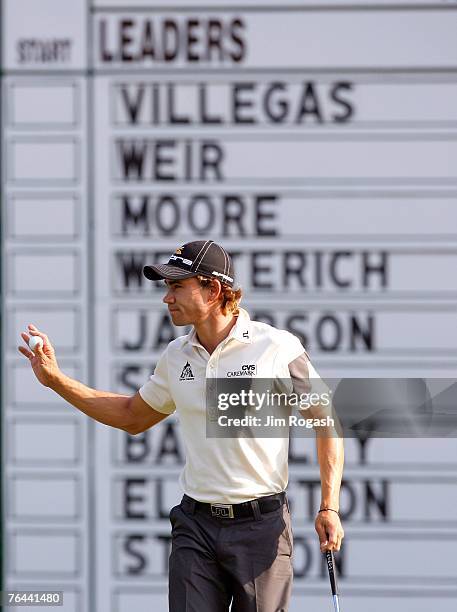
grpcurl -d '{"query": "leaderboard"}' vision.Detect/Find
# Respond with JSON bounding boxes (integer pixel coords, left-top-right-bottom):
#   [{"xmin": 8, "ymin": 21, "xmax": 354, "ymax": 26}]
[
  {"xmin": 2, "ymin": 2, "xmax": 90, "ymax": 612},
  {"xmin": 2, "ymin": 2, "xmax": 457, "ymax": 612}
]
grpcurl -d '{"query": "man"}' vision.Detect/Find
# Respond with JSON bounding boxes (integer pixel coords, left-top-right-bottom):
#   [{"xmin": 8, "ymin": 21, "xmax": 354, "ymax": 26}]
[{"xmin": 19, "ymin": 239, "xmax": 344, "ymax": 612}]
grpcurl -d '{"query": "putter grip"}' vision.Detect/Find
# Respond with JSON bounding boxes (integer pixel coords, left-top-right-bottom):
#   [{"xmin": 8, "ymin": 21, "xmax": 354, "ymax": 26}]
[{"xmin": 325, "ymin": 550, "xmax": 338, "ymax": 595}]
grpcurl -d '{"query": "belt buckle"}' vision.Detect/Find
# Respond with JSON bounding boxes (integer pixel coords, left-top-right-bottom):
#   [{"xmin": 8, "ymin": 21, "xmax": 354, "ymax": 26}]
[{"xmin": 210, "ymin": 503, "xmax": 234, "ymax": 518}]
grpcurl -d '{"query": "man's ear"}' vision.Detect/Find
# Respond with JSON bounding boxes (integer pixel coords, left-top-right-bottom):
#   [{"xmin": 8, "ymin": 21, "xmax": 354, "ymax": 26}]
[{"xmin": 207, "ymin": 279, "xmax": 222, "ymax": 303}]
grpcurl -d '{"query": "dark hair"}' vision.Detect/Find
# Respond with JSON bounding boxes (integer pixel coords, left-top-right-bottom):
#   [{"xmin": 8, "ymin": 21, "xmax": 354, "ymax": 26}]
[{"xmin": 197, "ymin": 276, "xmax": 242, "ymax": 315}]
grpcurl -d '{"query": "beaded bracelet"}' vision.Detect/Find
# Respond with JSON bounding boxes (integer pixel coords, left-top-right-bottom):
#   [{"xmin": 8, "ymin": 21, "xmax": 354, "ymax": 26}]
[{"xmin": 318, "ymin": 508, "xmax": 340, "ymax": 516}]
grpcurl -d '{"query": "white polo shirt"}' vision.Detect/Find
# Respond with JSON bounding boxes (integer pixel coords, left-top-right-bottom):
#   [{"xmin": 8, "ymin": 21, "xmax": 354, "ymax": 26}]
[{"xmin": 139, "ymin": 307, "xmax": 324, "ymax": 503}]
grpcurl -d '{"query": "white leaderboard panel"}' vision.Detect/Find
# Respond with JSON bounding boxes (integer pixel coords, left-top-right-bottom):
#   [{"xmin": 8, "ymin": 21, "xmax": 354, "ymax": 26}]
[
  {"xmin": 2, "ymin": 2, "xmax": 457, "ymax": 611},
  {"xmin": 1, "ymin": 2, "xmax": 90, "ymax": 612}
]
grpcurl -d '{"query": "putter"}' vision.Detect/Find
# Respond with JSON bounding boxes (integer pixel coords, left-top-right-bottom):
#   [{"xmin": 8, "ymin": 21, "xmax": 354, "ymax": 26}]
[{"xmin": 324, "ymin": 549, "xmax": 340, "ymax": 612}]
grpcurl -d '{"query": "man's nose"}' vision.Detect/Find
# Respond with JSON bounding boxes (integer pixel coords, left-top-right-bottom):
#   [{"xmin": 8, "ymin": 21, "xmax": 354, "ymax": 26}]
[{"xmin": 163, "ymin": 289, "xmax": 175, "ymax": 304}]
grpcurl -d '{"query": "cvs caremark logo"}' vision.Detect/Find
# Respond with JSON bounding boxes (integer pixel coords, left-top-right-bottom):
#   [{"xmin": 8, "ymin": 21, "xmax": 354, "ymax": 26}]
[
  {"xmin": 242, "ymin": 365, "xmax": 256, "ymax": 374},
  {"xmin": 227, "ymin": 364, "xmax": 257, "ymax": 377}
]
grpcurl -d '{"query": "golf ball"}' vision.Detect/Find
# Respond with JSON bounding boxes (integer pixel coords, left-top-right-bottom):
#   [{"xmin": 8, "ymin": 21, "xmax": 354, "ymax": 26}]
[{"xmin": 29, "ymin": 336, "xmax": 44, "ymax": 352}]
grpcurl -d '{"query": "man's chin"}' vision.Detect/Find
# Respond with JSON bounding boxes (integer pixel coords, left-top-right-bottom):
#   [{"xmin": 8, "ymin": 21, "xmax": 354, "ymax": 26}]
[{"xmin": 169, "ymin": 311, "xmax": 190, "ymax": 326}]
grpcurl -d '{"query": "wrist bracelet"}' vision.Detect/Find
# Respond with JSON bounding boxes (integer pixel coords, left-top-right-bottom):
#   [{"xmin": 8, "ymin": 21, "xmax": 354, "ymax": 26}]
[{"xmin": 318, "ymin": 508, "xmax": 340, "ymax": 516}]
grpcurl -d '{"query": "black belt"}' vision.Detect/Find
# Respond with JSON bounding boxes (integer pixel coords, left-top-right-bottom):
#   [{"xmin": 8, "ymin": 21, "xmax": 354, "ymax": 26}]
[{"xmin": 183, "ymin": 492, "xmax": 286, "ymax": 519}]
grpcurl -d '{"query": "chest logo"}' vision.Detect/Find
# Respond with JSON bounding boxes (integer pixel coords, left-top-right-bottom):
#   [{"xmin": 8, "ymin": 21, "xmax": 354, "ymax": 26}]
[
  {"xmin": 179, "ymin": 361, "xmax": 195, "ymax": 381},
  {"xmin": 227, "ymin": 364, "xmax": 257, "ymax": 377}
]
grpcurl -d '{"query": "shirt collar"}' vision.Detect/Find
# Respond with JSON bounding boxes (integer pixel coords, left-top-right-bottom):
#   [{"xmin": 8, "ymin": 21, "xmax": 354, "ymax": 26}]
[
  {"xmin": 184, "ymin": 307, "xmax": 252, "ymax": 348},
  {"xmin": 230, "ymin": 307, "xmax": 252, "ymax": 344}
]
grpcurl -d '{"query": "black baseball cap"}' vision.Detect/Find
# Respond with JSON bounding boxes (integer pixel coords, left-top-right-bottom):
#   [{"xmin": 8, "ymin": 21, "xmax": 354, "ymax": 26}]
[{"xmin": 143, "ymin": 240, "xmax": 235, "ymax": 287}]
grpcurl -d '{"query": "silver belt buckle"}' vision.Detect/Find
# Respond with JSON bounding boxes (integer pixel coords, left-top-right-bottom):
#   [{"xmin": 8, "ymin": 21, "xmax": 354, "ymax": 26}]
[{"xmin": 210, "ymin": 503, "xmax": 234, "ymax": 518}]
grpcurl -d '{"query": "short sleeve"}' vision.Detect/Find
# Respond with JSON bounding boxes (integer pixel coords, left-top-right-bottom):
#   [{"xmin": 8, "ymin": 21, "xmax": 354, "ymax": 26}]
[
  {"xmin": 288, "ymin": 353, "xmax": 327, "ymax": 393},
  {"xmin": 288, "ymin": 352, "xmax": 332, "ymax": 413},
  {"xmin": 283, "ymin": 332, "xmax": 307, "ymax": 365},
  {"xmin": 274, "ymin": 332, "xmax": 310, "ymax": 395},
  {"xmin": 139, "ymin": 350, "xmax": 176, "ymax": 415}
]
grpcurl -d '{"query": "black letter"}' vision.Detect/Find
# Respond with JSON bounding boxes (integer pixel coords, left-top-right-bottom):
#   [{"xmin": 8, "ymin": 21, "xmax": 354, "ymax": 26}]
[
  {"xmin": 123, "ymin": 311, "xmax": 147, "ymax": 351},
  {"xmin": 124, "ymin": 478, "xmax": 147, "ymax": 519},
  {"xmin": 155, "ymin": 196, "xmax": 180, "ymax": 234},
  {"xmin": 99, "ymin": 20, "xmax": 113, "ymax": 62},
  {"xmin": 296, "ymin": 83, "xmax": 323, "ymax": 123},
  {"xmin": 316, "ymin": 315, "xmax": 341, "ymax": 351},
  {"xmin": 264, "ymin": 83, "xmax": 288, "ymax": 123},
  {"xmin": 223, "ymin": 196, "xmax": 246, "ymax": 236},
  {"xmin": 186, "ymin": 19, "xmax": 200, "ymax": 62},
  {"xmin": 125, "ymin": 431, "xmax": 151, "ymax": 463},
  {"xmin": 362, "ymin": 251, "xmax": 388, "ymax": 288},
  {"xmin": 284, "ymin": 252, "xmax": 306, "ymax": 288},
  {"xmin": 120, "ymin": 19, "xmax": 134, "ymax": 62},
  {"xmin": 188, "ymin": 195, "xmax": 215, "ymax": 233},
  {"xmin": 124, "ymin": 535, "xmax": 147, "ymax": 574},
  {"xmin": 252, "ymin": 252, "xmax": 273, "ymax": 289},
  {"xmin": 230, "ymin": 18, "xmax": 246, "ymax": 62},
  {"xmin": 199, "ymin": 83, "xmax": 223, "ymax": 124},
  {"xmin": 163, "ymin": 20, "xmax": 179, "ymax": 62},
  {"xmin": 122, "ymin": 195, "xmax": 149, "ymax": 235},
  {"xmin": 117, "ymin": 139, "xmax": 147, "ymax": 180},
  {"xmin": 232, "ymin": 83, "xmax": 256, "ymax": 124},
  {"xmin": 120, "ymin": 85, "xmax": 145, "ymax": 124},
  {"xmin": 157, "ymin": 422, "xmax": 183, "ymax": 464},
  {"xmin": 201, "ymin": 142, "xmax": 224, "ymax": 181},
  {"xmin": 364, "ymin": 479, "xmax": 389, "ymax": 520},
  {"xmin": 350, "ymin": 314, "xmax": 374, "ymax": 351},
  {"xmin": 330, "ymin": 82, "xmax": 354, "ymax": 123},
  {"xmin": 255, "ymin": 195, "xmax": 278, "ymax": 236},
  {"xmin": 330, "ymin": 252, "xmax": 352, "ymax": 288}
]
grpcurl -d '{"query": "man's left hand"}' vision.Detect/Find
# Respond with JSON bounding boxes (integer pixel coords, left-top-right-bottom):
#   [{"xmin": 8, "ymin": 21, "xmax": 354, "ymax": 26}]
[{"xmin": 315, "ymin": 510, "xmax": 344, "ymax": 552}]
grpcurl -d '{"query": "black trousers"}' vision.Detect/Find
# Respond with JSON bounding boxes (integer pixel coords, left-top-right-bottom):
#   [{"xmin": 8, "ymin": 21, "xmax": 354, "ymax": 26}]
[{"xmin": 168, "ymin": 494, "xmax": 293, "ymax": 612}]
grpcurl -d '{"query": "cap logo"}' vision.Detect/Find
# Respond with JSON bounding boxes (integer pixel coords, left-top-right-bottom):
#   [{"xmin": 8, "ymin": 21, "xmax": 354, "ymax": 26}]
[
  {"xmin": 169, "ymin": 254, "xmax": 193, "ymax": 266},
  {"xmin": 212, "ymin": 270, "xmax": 234, "ymax": 283},
  {"xmin": 175, "ymin": 247, "xmax": 183, "ymax": 254}
]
